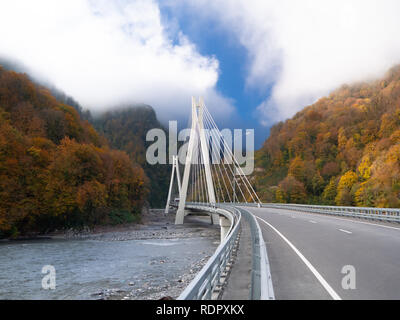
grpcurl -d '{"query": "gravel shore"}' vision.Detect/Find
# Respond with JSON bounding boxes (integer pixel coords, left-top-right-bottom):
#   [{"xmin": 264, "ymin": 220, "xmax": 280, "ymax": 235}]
[
  {"xmin": 52, "ymin": 209, "xmax": 219, "ymax": 242},
  {"xmin": 99, "ymin": 251, "xmax": 216, "ymax": 300}
]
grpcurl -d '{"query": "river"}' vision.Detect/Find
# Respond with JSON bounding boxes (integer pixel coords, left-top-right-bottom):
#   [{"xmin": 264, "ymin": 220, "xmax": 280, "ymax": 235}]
[{"xmin": 0, "ymin": 236, "xmax": 218, "ymax": 300}]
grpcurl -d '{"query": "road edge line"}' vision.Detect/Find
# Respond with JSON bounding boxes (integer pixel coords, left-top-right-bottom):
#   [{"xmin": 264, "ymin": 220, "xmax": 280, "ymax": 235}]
[{"xmin": 255, "ymin": 215, "xmax": 342, "ymax": 300}]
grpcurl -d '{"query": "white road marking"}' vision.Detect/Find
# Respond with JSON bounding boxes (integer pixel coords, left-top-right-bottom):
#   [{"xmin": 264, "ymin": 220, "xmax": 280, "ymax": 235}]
[
  {"xmin": 255, "ymin": 207, "xmax": 400, "ymax": 232},
  {"xmin": 328, "ymin": 216, "xmax": 400, "ymax": 231},
  {"xmin": 309, "ymin": 220, "xmax": 317, "ymax": 224},
  {"xmin": 338, "ymin": 229, "xmax": 352, "ymax": 234},
  {"xmin": 255, "ymin": 215, "xmax": 342, "ymax": 300}
]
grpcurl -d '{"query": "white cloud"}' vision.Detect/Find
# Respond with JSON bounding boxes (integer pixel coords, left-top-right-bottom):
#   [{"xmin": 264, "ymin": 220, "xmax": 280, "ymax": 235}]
[
  {"xmin": 178, "ymin": 0, "xmax": 400, "ymax": 123},
  {"xmin": 0, "ymin": 0, "xmax": 233, "ymax": 122}
]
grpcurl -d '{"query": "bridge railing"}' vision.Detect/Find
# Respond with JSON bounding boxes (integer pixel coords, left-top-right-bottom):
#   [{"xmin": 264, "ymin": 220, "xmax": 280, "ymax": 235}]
[
  {"xmin": 177, "ymin": 204, "xmax": 241, "ymax": 300},
  {"xmin": 236, "ymin": 207, "xmax": 275, "ymax": 300}
]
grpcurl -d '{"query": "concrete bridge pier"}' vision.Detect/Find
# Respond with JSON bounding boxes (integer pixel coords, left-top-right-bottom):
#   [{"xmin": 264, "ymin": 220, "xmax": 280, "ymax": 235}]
[
  {"xmin": 211, "ymin": 213, "xmax": 219, "ymax": 225},
  {"xmin": 220, "ymin": 216, "xmax": 231, "ymax": 242}
]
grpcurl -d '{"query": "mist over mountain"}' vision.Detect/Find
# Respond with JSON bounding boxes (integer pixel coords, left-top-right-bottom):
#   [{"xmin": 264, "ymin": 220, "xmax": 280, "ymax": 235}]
[{"xmin": 0, "ymin": 57, "xmax": 92, "ymax": 120}]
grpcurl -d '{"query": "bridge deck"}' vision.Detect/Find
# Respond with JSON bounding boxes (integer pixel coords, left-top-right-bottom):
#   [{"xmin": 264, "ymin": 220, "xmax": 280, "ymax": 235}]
[{"xmin": 243, "ymin": 206, "xmax": 400, "ymax": 300}]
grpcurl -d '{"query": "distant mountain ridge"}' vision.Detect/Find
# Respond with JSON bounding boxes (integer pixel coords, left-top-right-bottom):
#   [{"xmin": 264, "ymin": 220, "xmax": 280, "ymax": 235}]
[
  {"xmin": 254, "ymin": 64, "xmax": 400, "ymax": 208},
  {"xmin": 93, "ymin": 106, "xmax": 170, "ymax": 208}
]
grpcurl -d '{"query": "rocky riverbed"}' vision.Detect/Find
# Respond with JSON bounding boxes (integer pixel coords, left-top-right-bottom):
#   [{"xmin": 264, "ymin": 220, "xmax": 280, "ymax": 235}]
[
  {"xmin": 45, "ymin": 209, "xmax": 221, "ymax": 300},
  {"xmin": 97, "ymin": 253, "xmax": 214, "ymax": 300}
]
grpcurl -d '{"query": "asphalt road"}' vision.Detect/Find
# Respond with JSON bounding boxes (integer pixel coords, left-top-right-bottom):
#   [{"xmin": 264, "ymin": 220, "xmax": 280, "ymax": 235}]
[{"xmin": 241, "ymin": 206, "xmax": 400, "ymax": 300}]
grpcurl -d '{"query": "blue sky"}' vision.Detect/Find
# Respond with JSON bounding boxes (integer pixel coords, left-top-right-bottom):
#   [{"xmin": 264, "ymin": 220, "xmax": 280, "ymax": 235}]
[{"xmin": 160, "ymin": 4, "xmax": 273, "ymax": 147}]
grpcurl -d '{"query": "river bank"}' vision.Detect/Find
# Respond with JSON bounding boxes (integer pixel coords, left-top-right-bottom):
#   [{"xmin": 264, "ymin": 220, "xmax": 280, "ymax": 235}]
[
  {"xmin": 49, "ymin": 209, "xmax": 219, "ymax": 242},
  {"xmin": 0, "ymin": 210, "xmax": 220, "ymax": 300}
]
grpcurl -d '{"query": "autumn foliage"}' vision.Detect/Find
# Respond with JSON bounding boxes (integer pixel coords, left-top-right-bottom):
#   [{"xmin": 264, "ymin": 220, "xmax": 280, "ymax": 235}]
[
  {"xmin": 0, "ymin": 67, "xmax": 148, "ymax": 237},
  {"xmin": 255, "ymin": 65, "xmax": 400, "ymax": 208}
]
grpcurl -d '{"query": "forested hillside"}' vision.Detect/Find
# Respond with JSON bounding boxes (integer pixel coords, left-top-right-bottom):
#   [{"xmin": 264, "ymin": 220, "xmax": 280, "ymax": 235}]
[
  {"xmin": 0, "ymin": 66, "xmax": 149, "ymax": 237},
  {"xmin": 93, "ymin": 107, "xmax": 170, "ymax": 208},
  {"xmin": 255, "ymin": 65, "xmax": 400, "ymax": 208}
]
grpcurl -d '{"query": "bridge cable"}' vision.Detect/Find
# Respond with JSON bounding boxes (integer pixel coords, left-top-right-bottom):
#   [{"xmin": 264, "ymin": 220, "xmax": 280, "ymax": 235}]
[{"xmin": 203, "ymin": 106, "xmax": 260, "ymax": 204}]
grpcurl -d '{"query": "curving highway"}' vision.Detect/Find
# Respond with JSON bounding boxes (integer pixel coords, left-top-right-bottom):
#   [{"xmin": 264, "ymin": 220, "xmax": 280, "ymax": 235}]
[{"xmin": 239, "ymin": 206, "xmax": 400, "ymax": 300}]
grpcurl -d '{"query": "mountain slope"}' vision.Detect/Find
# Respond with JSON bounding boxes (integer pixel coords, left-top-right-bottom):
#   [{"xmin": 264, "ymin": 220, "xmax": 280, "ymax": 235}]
[
  {"xmin": 255, "ymin": 65, "xmax": 400, "ymax": 208},
  {"xmin": 0, "ymin": 66, "xmax": 148, "ymax": 237}
]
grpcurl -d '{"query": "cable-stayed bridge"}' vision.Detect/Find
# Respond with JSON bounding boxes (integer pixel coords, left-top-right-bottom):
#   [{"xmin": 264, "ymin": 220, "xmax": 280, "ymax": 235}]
[
  {"xmin": 165, "ymin": 97, "xmax": 261, "ymax": 240},
  {"xmin": 165, "ymin": 97, "xmax": 400, "ymax": 301}
]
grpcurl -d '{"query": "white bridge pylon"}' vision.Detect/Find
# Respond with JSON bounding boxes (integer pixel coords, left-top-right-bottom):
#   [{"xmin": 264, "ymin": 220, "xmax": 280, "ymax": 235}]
[
  {"xmin": 171, "ymin": 97, "xmax": 261, "ymax": 226},
  {"xmin": 175, "ymin": 97, "xmax": 217, "ymax": 225},
  {"xmin": 165, "ymin": 155, "xmax": 181, "ymax": 214}
]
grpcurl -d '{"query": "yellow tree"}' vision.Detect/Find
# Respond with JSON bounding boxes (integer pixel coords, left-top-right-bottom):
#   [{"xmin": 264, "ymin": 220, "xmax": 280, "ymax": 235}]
[
  {"xmin": 288, "ymin": 156, "xmax": 306, "ymax": 184},
  {"xmin": 335, "ymin": 171, "xmax": 358, "ymax": 206},
  {"xmin": 322, "ymin": 177, "xmax": 337, "ymax": 205}
]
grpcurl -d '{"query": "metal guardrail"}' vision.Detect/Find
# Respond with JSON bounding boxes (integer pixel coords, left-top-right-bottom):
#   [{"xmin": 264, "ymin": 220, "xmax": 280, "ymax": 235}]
[
  {"xmin": 259, "ymin": 203, "xmax": 400, "ymax": 223},
  {"xmin": 177, "ymin": 204, "xmax": 241, "ymax": 300},
  {"xmin": 237, "ymin": 207, "xmax": 275, "ymax": 300},
  {"xmin": 221, "ymin": 202, "xmax": 400, "ymax": 223}
]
